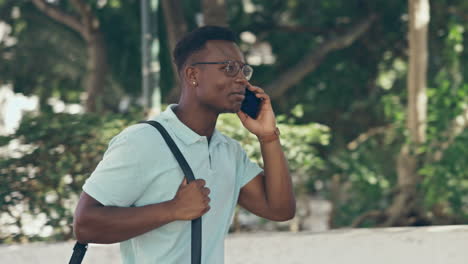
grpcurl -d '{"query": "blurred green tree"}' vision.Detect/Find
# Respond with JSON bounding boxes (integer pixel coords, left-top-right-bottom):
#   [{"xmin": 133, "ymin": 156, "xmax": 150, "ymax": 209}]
[
  {"xmin": 1, "ymin": 0, "xmax": 468, "ymax": 237},
  {"xmin": 0, "ymin": 0, "xmax": 141, "ymax": 112}
]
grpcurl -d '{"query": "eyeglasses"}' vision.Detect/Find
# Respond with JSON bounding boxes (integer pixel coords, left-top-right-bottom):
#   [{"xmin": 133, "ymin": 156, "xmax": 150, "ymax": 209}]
[{"xmin": 191, "ymin": 60, "xmax": 253, "ymax": 80}]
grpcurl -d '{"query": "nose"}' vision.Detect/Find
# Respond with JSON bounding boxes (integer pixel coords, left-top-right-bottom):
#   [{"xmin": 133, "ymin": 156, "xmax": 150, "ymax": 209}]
[{"xmin": 234, "ymin": 78, "xmax": 248, "ymax": 84}]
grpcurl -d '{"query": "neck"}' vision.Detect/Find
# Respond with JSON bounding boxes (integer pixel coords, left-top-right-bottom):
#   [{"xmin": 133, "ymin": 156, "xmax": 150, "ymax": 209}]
[{"xmin": 173, "ymin": 100, "xmax": 218, "ymax": 140}]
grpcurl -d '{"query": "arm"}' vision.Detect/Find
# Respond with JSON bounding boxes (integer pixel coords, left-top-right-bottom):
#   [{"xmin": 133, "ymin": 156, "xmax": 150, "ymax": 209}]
[
  {"xmin": 236, "ymin": 80, "xmax": 296, "ymax": 221},
  {"xmin": 238, "ymin": 142, "xmax": 295, "ymax": 221},
  {"xmin": 74, "ymin": 192, "xmax": 176, "ymax": 244},
  {"xmin": 74, "ymin": 179, "xmax": 210, "ymax": 244}
]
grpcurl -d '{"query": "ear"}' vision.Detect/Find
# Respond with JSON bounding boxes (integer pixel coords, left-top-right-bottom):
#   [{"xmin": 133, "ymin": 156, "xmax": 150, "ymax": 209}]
[{"xmin": 184, "ymin": 65, "xmax": 199, "ymax": 87}]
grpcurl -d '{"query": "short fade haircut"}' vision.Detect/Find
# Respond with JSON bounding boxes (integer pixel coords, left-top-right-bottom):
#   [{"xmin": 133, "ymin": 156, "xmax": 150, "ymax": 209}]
[{"xmin": 173, "ymin": 26, "xmax": 238, "ymax": 73}]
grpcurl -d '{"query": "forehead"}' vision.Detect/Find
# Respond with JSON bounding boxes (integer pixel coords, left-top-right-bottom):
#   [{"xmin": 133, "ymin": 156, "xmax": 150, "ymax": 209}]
[{"xmin": 201, "ymin": 40, "xmax": 244, "ymax": 62}]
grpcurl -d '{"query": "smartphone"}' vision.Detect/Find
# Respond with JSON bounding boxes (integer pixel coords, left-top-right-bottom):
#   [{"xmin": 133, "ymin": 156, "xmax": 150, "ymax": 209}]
[{"xmin": 240, "ymin": 87, "xmax": 261, "ymax": 119}]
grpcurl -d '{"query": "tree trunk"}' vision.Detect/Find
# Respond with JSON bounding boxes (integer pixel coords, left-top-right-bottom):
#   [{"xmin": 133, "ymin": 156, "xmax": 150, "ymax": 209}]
[
  {"xmin": 84, "ymin": 33, "xmax": 108, "ymax": 112},
  {"xmin": 161, "ymin": 0, "xmax": 188, "ymax": 103},
  {"xmin": 32, "ymin": 0, "xmax": 107, "ymax": 113},
  {"xmin": 202, "ymin": 0, "xmax": 228, "ymax": 26},
  {"xmin": 383, "ymin": 0, "xmax": 429, "ymax": 226},
  {"xmin": 407, "ymin": 0, "xmax": 429, "ymax": 144},
  {"xmin": 328, "ymin": 174, "xmax": 341, "ymax": 228}
]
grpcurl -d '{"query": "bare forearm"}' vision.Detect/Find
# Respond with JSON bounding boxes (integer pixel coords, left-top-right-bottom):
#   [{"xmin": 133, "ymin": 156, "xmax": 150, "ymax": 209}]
[
  {"xmin": 260, "ymin": 139, "xmax": 296, "ymax": 218},
  {"xmin": 74, "ymin": 200, "xmax": 177, "ymax": 244}
]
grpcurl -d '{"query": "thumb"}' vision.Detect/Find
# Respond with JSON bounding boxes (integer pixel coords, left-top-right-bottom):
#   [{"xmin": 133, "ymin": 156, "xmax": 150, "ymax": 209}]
[{"xmin": 180, "ymin": 178, "xmax": 188, "ymax": 186}]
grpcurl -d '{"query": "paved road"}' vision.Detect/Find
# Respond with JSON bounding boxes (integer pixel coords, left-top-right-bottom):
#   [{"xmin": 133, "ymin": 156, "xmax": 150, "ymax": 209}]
[{"xmin": 2, "ymin": 225, "xmax": 468, "ymax": 264}]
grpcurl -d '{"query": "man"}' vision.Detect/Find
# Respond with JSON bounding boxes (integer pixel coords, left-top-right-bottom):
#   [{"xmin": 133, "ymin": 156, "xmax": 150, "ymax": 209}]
[{"xmin": 73, "ymin": 25, "xmax": 295, "ymax": 263}]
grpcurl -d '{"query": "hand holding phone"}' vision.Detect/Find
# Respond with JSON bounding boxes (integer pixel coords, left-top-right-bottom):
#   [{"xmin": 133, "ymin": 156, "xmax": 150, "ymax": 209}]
[{"xmin": 240, "ymin": 87, "xmax": 261, "ymax": 119}]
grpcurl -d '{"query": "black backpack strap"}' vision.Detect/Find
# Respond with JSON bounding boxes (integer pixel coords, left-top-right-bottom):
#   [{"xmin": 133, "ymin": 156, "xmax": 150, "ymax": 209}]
[
  {"xmin": 141, "ymin": 121, "xmax": 196, "ymax": 181},
  {"xmin": 68, "ymin": 242, "xmax": 88, "ymax": 264},
  {"xmin": 140, "ymin": 120, "xmax": 202, "ymax": 264}
]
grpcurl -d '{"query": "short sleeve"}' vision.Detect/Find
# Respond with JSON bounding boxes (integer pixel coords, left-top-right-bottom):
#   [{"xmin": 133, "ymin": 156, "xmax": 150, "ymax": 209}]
[
  {"xmin": 235, "ymin": 142, "xmax": 263, "ymax": 188},
  {"xmin": 83, "ymin": 130, "xmax": 145, "ymax": 207}
]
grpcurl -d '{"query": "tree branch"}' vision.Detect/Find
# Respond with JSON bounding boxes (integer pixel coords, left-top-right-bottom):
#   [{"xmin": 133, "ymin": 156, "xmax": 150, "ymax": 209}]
[
  {"xmin": 31, "ymin": 0, "xmax": 85, "ymax": 38},
  {"xmin": 447, "ymin": 7, "xmax": 468, "ymax": 22},
  {"xmin": 347, "ymin": 124, "xmax": 393, "ymax": 150},
  {"xmin": 69, "ymin": 0, "xmax": 97, "ymax": 35},
  {"xmin": 259, "ymin": 24, "xmax": 350, "ymax": 35},
  {"xmin": 428, "ymin": 103, "xmax": 468, "ymax": 162},
  {"xmin": 265, "ymin": 15, "xmax": 377, "ymax": 100},
  {"xmin": 69, "ymin": 0, "xmax": 88, "ymax": 17}
]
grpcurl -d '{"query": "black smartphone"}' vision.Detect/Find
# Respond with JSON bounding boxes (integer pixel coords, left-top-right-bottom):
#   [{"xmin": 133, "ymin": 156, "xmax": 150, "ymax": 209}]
[{"xmin": 240, "ymin": 87, "xmax": 261, "ymax": 119}]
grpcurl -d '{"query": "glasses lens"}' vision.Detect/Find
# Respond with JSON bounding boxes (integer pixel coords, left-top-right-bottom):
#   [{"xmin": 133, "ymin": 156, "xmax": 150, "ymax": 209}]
[
  {"xmin": 225, "ymin": 61, "xmax": 240, "ymax": 76},
  {"xmin": 243, "ymin": 65, "xmax": 253, "ymax": 80}
]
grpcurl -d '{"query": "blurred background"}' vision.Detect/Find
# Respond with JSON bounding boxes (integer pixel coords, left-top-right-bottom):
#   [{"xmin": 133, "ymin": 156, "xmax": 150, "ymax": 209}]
[{"xmin": 0, "ymin": 0, "xmax": 467, "ymax": 245}]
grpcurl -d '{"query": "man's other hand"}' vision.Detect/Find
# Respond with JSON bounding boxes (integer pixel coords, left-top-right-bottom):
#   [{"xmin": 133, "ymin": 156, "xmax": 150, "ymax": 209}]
[{"xmin": 170, "ymin": 178, "xmax": 211, "ymax": 220}]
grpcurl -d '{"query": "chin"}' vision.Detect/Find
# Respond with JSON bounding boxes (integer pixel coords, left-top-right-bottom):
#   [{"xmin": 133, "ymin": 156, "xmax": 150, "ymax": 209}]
[
  {"xmin": 215, "ymin": 102, "xmax": 242, "ymax": 114},
  {"xmin": 227, "ymin": 104, "xmax": 242, "ymax": 113},
  {"xmin": 220, "ymin": 108, "xmax": 238, "ymax": 114}
]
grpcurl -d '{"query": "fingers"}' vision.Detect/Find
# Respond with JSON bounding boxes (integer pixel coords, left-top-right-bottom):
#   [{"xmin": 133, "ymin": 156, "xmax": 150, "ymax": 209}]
[
  {"xmin": 181, "ymin": 178, "xmax": 210, "ymax": 198},
  {"xmin": 195, "ymin": 179, "xmax": 206, "ymax": 187},
  {"xmin": 184, "ymin": 179, "xmax": 210, "ymax": 195},
  {"xmin": 202, "ymin": 206, "xmax": 211, "ymax": 215},
  {"xmin": 203, "ymin": 187, "xmax": 211, "ymax": 196},
  {"xmin": 201, "ymin": 186, "xmax": 211, "ymax": 209},
  {"xmin": 247, "ymin": 85, "xmax": 270, "ymax": 107},
  {"xmin": 192, "ymin": 179, "xmax": 211, "ymax": 197},
  {"xmin": 180, "ymin": 179, "xmax": 209, "ymax": 194},
  {"xmin": 235, "ymin": 78, "xmax": 265, "ymax": 94},
  {"xmin": 236, "ymin": 111, "xmax": 249, "ymax": 122},
  {"xmin": 249, "ymin": 85, "xmax": 265, "ymax": 94},
  {"xmin": 243, "ymin": 82, "xmax": 264, "ymax": 94},
  {"xmin": 255, "ymin": 92, "xmax": 270, "ymax": 101}
]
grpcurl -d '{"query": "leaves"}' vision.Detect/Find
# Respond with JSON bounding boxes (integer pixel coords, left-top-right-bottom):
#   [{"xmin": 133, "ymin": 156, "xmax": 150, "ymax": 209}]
[
  {"xmin": 218, "ymin": 111, "xmax": 330, "ymax": 196},
  {"xmin": 0, "ymin": 110, "xmax": 142, "ymax": 243}
]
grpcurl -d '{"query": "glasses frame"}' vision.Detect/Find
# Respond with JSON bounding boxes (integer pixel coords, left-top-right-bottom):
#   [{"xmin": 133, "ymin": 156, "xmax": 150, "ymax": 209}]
[{"xmin": 190, "ymin": 60, "xmax": 253, "ymax": 80}]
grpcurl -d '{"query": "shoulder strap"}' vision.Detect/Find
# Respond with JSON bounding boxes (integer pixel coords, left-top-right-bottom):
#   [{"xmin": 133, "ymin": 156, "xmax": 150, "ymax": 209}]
[
  {"xmin": 141, "ymin": 120, "xmax": 196, "ymax": 182},
  {"xmin": 140, "ymin": 120, "xmax": 202, "ymax": 264},
  {"xmin": 68, "ymin": 242, "xmax": 87, "ymax": 264}
]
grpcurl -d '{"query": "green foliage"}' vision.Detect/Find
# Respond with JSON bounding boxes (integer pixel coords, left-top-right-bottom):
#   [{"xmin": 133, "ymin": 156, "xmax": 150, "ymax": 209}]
[
  {"xmin": 420, "ymin": 131, "xmax": 468, "ymax": 219},
  {"xmin": 419, "ymin": 17, "xmax": 468, "ymax": 221},
  {"xmin": 329, "ymin": 134, "xmax": 401, "ymax": 227},
  {"xmin": 218, "ymin": 106, "xmax": 330, "ymax": 195},
  {"xmin": 0, "ymin": 111, "xmax": 142, "ymax": 243}
]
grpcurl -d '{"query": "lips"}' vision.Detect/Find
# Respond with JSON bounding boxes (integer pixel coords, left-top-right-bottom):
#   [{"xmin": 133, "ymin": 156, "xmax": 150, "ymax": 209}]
[
  {"xmin": 231, "ymin": 93, "xmax": 245, "ymax": 101},
  {"xmin": 229, "ymin": 91, "xmax": 245, "ymax": 101}
]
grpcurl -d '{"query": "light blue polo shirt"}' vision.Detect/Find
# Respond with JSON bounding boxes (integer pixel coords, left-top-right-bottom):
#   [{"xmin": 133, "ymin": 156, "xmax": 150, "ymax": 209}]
[{"xmin": 83, "ymin": 104, "xmax": 262, "ymax": 264}]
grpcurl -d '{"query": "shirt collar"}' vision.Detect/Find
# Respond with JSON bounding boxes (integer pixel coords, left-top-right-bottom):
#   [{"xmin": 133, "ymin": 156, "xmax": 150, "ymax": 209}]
[{"xmin": 155, "ymin": 104, "xmax": 227, "ymax": 146}]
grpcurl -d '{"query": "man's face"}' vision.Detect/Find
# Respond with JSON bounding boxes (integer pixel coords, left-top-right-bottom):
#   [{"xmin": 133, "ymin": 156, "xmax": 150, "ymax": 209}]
[{"xmin": 190, "ymin": 40, "xmax": 248, "ymax": 114}]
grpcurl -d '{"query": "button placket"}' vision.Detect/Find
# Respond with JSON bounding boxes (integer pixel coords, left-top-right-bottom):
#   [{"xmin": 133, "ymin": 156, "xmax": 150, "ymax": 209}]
[{"xmin": 198, "ymin": 137, "xmax": 213, "ymax": 171}]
